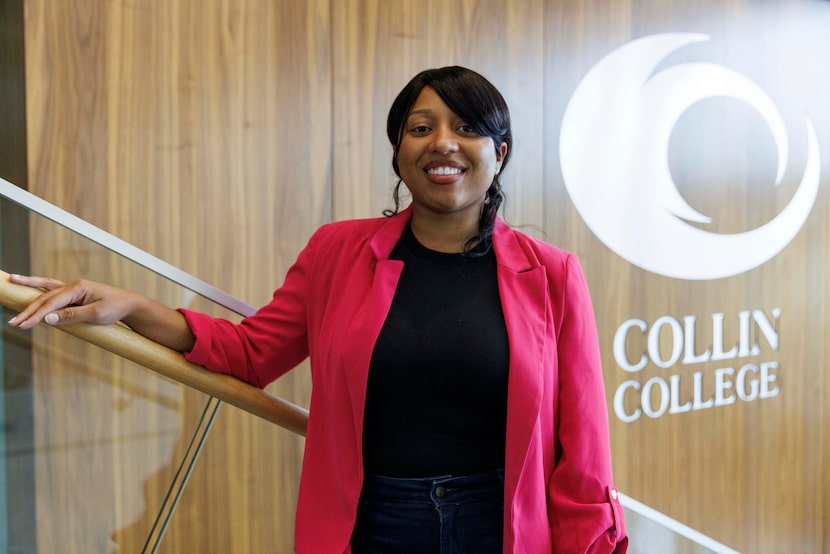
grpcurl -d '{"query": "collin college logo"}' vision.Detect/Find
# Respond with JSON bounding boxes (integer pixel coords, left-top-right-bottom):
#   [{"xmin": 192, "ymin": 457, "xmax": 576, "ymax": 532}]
[{"xmin": 560, "ymin": 33, "xmax": 821, "ymax": 280}]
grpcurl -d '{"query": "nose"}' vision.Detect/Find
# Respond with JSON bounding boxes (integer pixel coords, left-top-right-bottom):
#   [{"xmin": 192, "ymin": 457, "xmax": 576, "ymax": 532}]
[{"xmin": 430, "ymin": 125, "xmax": 458, "ymax": 154}]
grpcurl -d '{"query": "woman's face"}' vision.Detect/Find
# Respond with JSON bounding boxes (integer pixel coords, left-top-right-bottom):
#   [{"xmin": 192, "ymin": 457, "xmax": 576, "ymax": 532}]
[{"xmin": 396, "ymin": 86, "xmax": 507, "ymax": 223}]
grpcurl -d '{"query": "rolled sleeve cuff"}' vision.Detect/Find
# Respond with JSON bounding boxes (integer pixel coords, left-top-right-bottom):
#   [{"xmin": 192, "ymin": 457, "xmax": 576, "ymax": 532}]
[{"xmin": 177, "ymin": 308, "xmax": 215, "ymax": 367}]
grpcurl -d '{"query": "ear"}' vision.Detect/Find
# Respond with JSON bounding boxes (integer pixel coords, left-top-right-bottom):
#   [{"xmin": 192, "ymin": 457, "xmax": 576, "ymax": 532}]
[{"xmin": 495, "ymin": 142, "xmax": 508, "ymax": 174}]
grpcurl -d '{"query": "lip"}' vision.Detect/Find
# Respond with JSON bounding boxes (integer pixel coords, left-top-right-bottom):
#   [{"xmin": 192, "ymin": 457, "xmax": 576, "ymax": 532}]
[{"xmin": 423, "ymin": 160, "xmax": 465, "ymax": 171}]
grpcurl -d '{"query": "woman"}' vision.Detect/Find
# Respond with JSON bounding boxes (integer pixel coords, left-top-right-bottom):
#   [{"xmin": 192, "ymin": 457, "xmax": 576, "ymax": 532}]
[{"xmin": 9, "ymin": 66, "xmax": 627, "ymax": 553}]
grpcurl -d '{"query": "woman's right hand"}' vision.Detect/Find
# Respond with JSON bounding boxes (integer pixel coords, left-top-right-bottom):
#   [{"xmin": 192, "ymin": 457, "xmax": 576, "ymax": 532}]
[
  {"xmin": 6, "ymin": 274, "xmax": 195, "ymax": 352},
  {"xmin": 7, "ymin": 274, "xmax": 140, "ymax": 330}
]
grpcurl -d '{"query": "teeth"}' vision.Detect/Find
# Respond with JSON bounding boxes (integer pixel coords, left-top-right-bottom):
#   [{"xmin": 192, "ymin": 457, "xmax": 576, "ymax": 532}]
[{"xmin": 427, "ymin": 166, "xmax": 462, "ymax": 175}]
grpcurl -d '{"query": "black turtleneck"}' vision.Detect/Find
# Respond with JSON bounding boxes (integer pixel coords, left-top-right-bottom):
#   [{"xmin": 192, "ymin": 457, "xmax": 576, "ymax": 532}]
[{"xmin": 362, "ymin": 225, "xmax": 510, "ymax": 477}]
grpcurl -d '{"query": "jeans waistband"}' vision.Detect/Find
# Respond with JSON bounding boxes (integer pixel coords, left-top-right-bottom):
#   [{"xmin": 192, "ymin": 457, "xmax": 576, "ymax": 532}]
[{"xmin": 361, "ymin": 468, "xmax": 505, "ymax": 506}]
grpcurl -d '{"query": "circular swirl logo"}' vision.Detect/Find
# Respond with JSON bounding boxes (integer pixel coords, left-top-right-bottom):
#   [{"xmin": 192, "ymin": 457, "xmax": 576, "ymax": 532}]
[{"xmin": 560, "ymin": 33, "xmax": 820, "ymax": 280}]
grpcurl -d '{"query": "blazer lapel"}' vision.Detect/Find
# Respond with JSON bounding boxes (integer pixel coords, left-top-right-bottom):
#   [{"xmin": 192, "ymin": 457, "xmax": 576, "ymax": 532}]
[
  {"xmin": 493, "ymin": 222, "xmax": 549, "ymax": 482},
  {"xmin": 343, "ymin": 209, "xmax": 411, "ymax": 443}
]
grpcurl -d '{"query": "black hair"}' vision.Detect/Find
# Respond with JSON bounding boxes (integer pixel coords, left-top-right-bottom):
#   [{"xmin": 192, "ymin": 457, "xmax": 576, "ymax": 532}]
[{"xmin": 385, "ymin": 66, "xmax": 513, "ymax": 255}]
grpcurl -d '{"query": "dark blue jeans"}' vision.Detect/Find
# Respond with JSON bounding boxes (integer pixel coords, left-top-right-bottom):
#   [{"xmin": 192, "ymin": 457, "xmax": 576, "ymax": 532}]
[{"xmin": 350, "ymin": 469, "xmax": 505, "ymax": 553}]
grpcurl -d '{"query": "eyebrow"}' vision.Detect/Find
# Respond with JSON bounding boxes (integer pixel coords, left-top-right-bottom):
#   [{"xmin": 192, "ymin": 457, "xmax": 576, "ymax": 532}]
[{"xmin": 407, "ymin": 109, "xmax": 432, "ymax": 117}]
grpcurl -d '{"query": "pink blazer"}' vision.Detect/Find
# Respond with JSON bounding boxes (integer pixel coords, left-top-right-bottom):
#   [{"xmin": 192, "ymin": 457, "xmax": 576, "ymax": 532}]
[{"xmin": 181, "ymin": 207, "xmax": 627, "ymax": 553}]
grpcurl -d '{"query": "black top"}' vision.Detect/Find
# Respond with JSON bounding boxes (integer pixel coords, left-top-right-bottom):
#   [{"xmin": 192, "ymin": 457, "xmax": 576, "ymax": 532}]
[{"xmin": 362, "ymin": 224, "xmax": 510, "ymax": 477}]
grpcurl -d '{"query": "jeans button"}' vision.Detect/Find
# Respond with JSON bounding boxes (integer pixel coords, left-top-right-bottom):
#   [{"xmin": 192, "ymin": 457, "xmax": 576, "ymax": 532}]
[{"xmin": 435, "ymin": 485, "xmax": 446, "ymax": 498}]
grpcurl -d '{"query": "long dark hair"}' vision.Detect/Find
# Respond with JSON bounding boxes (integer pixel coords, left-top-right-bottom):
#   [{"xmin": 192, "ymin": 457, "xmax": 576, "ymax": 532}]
[{"xmin": 385, "ymin": 66, "xmax": 513, "ymax": 255}]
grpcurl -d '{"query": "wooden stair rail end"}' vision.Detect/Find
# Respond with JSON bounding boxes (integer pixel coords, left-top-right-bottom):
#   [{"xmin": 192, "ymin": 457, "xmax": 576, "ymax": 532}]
[{"xmin": 0, "ymin": 270, "xmax": 309, "ymax": 436}]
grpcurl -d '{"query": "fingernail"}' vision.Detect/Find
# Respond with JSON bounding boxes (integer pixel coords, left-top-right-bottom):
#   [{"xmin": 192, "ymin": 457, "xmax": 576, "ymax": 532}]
[
  {"xmin": 7, "ymin": 316, "xmax": 17, "ymax": 324},
  {"xmin": 45, "ymin": 313, "xmax": 59, "ymax": 325}
]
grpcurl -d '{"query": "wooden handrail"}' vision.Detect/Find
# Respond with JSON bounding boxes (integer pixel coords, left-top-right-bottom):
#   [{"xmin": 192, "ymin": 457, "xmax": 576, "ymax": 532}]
[{"xmin": 0, "ymin": 270, "xmax": 309, "ymax": 436}]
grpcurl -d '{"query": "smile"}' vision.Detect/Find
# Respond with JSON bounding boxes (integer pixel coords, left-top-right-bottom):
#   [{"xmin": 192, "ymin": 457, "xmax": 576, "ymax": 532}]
[{"xmin": 426, "ymin": 166, "xmax": 463, "ymax": 176}]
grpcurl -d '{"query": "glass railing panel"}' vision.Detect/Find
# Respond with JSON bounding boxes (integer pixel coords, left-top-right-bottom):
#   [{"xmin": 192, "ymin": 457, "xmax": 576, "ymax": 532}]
[
  {"xmin": 0, "ymin": 193, "xmax": 230, "ymax": 553},
  {"xmin": 621, "ymin": 493, "xmax": 741, "ymax": 554},
  {"xmin": 625, "ymin": 510, "xmax": 714, "ymax": 554}
]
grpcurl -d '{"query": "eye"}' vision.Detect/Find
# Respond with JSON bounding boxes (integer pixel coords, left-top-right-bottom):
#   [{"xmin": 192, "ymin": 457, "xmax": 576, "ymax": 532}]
[
  {"xmin": 458, "ymin": 123, "xmax": 478, "ymax": 135},
  {"xmin": 408, "ymin": 125, "xmax": 431, "ymax": 136}
]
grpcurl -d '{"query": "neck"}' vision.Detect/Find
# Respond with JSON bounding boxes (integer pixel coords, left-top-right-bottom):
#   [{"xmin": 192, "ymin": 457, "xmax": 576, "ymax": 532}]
[{"xmin": 409, "ymin": 207, "xmax": 481, "ymax": 253}]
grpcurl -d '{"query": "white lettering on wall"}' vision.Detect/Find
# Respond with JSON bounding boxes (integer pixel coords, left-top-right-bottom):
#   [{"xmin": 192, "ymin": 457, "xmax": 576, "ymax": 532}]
[
  {"xmin": 613, "ymin": 308, "xmax": 780, "ymax": 370},
  {"xmin": 612, "ymin": 308, "xmax": 783, "ymax": 422}
]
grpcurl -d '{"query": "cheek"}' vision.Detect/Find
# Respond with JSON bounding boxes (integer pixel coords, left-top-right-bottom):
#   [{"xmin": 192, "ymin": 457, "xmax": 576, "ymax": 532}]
[
  {"xmin": 397, "ymin": 154, "xmax": 417, "ymax": 177},
  {"xmin": 396, "ymin": 144, "xmax": 418, "ymax": 169},
  {"xmin": 476, "ymin": 147, "xmax": 499, "ymax": 172}
]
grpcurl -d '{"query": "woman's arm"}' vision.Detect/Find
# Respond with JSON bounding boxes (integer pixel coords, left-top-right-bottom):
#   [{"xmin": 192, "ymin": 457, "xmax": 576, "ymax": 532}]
[
  {"xmin": 6, "ymin": 274, "xmax": 195, "ymax": 352},
  {"xmin": 548, "ymin": 255, "xmax": 628, "ymax": 552}
]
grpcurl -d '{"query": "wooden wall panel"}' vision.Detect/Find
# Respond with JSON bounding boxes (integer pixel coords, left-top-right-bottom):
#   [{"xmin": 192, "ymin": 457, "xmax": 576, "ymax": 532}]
[
  {"xmin": 24, "ymin": 0, "xmax": 329, "ymax": 551},
  {"xmin": 545, "ymin": 1, "xmax": 828, "ymax": 552},
  {"xmin": 19, "ymin": 0, "xmax": 829, "ymax": 552},
  {"xmin": 26, "ymin": 0, "xmax": 332, "ymax": 302}
]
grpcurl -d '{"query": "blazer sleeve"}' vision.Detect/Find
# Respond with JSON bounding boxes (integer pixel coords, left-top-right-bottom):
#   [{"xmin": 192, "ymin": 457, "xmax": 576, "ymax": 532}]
[
  {"xmin": 178, "ymin": 231, "xmax": 318, "ymax": 388},
  {"xmin": 549, "ymin": 254, "xmax": 628, "ymax": 553}
]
